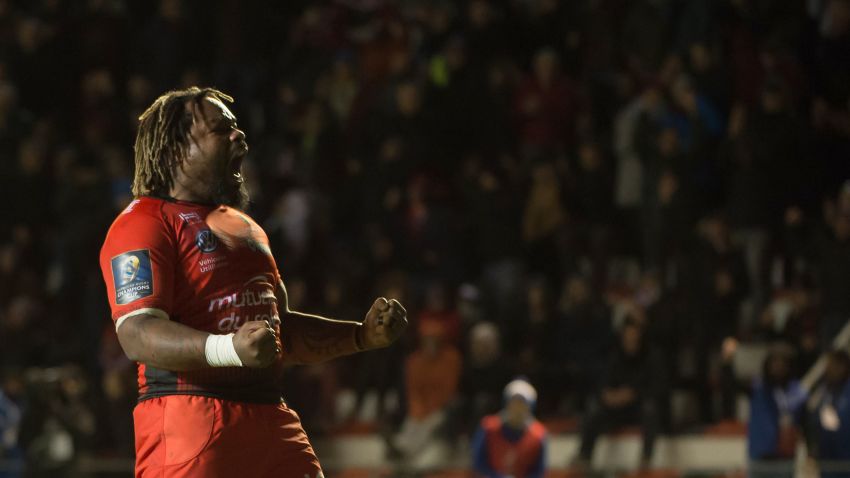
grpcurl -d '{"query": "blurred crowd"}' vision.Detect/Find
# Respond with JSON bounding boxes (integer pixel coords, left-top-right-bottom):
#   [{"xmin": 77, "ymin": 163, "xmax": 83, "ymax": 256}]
[{"xmin": 3, "ymin": 0, "xmax": 850, "ymax": 474}]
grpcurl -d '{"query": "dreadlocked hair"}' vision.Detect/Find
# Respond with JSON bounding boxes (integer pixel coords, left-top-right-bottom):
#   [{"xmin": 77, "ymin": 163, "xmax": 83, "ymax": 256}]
[{"xmin": 132, "ymin": 86, "xmax": 234, "ymax": 197}]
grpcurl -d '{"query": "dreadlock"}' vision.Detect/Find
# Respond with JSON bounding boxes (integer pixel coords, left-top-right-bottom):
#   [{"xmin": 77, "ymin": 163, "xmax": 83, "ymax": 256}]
[{"xmin": 132, "ymin": 86, "xmax": 234, "ymax": 197}]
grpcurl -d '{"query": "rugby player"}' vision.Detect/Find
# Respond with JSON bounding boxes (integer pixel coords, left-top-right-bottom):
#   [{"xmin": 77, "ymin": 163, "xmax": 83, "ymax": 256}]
[{"xmin": 99, "ymin": 87, "xmax": 408, "ymax": 477}]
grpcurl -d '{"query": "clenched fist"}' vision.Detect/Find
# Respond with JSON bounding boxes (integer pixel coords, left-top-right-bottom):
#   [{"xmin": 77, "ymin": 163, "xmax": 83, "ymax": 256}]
[
  {"xmin": 233, "ymin": 320, "xmax": 279, "ymax": 367},
  {"xmin": 358, "ymin": 297, "xmax": 408, "ymax": 350}
]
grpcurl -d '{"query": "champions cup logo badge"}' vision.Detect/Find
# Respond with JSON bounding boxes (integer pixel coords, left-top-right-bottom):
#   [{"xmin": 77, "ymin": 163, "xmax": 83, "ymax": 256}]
[
  {"xmin": 120, "ymin": 255, "xmax": 141, "ymax": 285},
  {"xmin": 196, "ymin": 229, "xmax": 219, "ymax": 253},
  {"xmin": 110, "ymin": 249, "xmax": 153, "ymax": 305}
]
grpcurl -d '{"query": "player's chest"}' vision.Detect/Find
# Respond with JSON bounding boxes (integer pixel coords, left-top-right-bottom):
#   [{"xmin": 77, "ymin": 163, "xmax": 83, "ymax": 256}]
[{"xmin": 172, "ymin": 209, "xmax": 277, "ymax": 290}]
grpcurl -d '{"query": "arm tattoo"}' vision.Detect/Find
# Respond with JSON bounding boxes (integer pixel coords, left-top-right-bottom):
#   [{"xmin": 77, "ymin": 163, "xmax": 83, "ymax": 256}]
[{"xmin": 282, "ymin": 311, "xmax": 359, "ymax": 364}]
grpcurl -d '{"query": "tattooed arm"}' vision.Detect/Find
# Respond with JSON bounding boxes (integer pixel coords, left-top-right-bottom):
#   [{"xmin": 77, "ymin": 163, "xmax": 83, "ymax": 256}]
[
  {"xmin": 117, "ymin": 313, "xmax": 278, "ymax": 370},
  {"xmin": 278, "ymin": 310, "xmax": 363, "ymax": 365},
  {"xmin": 276, "ymin": 280, "xmax": 408, "ymax": 365}
]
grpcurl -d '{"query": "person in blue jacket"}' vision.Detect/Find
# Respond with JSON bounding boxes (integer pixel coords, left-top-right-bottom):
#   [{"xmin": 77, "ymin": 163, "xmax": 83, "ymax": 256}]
[
  {"xmin": 812, "ymin": 349, "xmax": 850, "ymax": 478},
  {"xmin": 747, "ymin": 348, "xmax": 806, "ymax": 478},
  {"xmin": 471, "ymin": 379, "xmax": 547, "ymax": 478}
]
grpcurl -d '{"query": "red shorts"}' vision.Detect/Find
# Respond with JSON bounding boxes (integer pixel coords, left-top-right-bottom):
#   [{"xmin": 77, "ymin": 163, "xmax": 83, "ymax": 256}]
[{"xmin": 133, "ymin": 395, "xmax": 323, "ymax": 478}]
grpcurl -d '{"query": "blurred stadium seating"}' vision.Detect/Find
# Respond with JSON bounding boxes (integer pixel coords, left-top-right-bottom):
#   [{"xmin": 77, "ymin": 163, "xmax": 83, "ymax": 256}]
[{"xmin": 3, "ymin": 0, "xmax": 850, "ymax": 476}]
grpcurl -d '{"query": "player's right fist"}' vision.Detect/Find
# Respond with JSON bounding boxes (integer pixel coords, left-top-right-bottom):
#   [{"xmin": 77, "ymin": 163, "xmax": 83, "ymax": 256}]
[{"xmin": 233, "ymin": 320, "xmax": 279, "ymax": 367}]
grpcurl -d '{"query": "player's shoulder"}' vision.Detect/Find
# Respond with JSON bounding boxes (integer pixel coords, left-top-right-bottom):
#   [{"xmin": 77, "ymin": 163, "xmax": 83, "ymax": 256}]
[
  {"xmin": 101, "ymin": 197, "xmax": 174, "ymax": 256},
  {"xmin": 109, "ymin": 196, "xmax": 168, "ymax": 229}
]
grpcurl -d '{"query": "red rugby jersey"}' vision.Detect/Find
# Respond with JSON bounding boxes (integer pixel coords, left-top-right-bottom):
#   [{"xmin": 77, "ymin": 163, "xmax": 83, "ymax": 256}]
[{"xmin": 99, "ymin": 196, "xmax": 285, "ymax": 403}]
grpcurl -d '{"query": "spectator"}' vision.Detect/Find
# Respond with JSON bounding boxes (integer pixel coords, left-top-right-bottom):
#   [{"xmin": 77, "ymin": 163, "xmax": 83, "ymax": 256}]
[
  {"xmin": 810, "ymin": 350, "xmax": 850, "ymax": 477},
  {"xmin": 416, "ymin": 281, "xmax": 461, "ymax": 346},
  {"xmin": 325, "ymin": 53, "xmax": 360, "ymax": 128},
  {"xmin": 640, "ymin": 125, "xmax": 691, "ymax": 268},
  {"xmin": 522, "ymin": 162, "xmax": 566, "ymax": 284},
  {"xmin": 639, "ymin": 271, "xmax": 679, "ymax": 410},
  {"xmin": 747, "ymin": 348, "xmax": 806, "ymax": 478},
  {"xmin": 0, "ymin": 375, "xmax": 22, "ymax": 478},
  {"xmin": 514, "ymin": 279, "xmax": 561, "ymax": 415},
  {"xmin": 17, "ymin": 366, "xmax": 96, "ymax": 477},
  {"xmin": 758, "ymin": 278, "xmax": 821, "ymax": 374},
  {"xmin": 620, "ymin": 0, "xmax": 673, "ymax": 73},
  {"xmin": 742, "ymin": 78, "xmax": 803, "ymax": 220},
  {"xmin": 686, "ymin": 42, "xmax": 731, "ymax": 115},
  {"xmin": 808, "ymin": 193, "xmax": 850, "ymax": 344},
  {"xmin": 390, "ymin": 319, "xmax": 462, "ymax": 464},
  {"xmin": 472, "ymin": 378, "xmax": 547, "ymax": 478},
  {"xmin": 458, "ymin": 322, "xmax": 514, "ymax": 435},
  {"xmin": 689, "ymin": 213, "xmax": 749, "ymax": 423},
  {"xmin": 513, "ymin": 47, "xmax": 577, "ymax": 156},
  {"xmin": 570, "ymin": 139, "xmax": 615, "ymax": 267},
  {"xmin": 576, "ymin": 320, "xmax": 664, "ymax": 469},
  {"xmin": 462, "ymin": 160, "xmax": 524, "ymax": 325},
  {"xmin": 97, "ymin": 326, "xmax": 135, "ymax": 455},
  {"xmin": 613, "ymin": 83, "xmax": 666, "ymax": 253},
  {"xmin": 351, "ymin": 272, "xmax": 410, "ymax": 424},
  {"xmin": 557, "ymin": 274, "xmax": 614, "ymax": 412}
]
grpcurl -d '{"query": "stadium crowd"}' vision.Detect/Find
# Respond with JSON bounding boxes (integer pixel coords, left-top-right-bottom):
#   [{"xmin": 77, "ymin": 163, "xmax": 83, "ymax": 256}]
[{"xmin": 2, "ymin": 0, "xmax": 850, "ymax": 475}]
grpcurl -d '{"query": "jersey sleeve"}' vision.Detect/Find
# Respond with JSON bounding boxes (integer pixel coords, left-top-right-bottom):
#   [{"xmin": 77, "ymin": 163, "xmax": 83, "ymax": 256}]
[{"xmin": 100, "ymin": 206, "xmax": 177, "ymax": 329}]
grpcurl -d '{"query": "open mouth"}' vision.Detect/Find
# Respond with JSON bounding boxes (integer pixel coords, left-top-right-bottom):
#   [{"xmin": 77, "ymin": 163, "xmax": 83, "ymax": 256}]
[{"xmin": 229, "ymin": 146, "xmax": 248, "ymax": 183}]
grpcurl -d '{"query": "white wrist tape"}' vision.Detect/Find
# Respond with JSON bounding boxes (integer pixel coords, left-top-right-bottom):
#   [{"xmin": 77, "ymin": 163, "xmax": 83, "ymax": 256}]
[{"xmin": 204, "ymin": 334, "xmax": 243, "ymax": 367}]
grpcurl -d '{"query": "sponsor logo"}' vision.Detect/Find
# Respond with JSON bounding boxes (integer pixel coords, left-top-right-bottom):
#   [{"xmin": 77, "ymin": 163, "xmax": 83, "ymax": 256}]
[
  {"xmin": 199, "ymin": 255, "xmax": 227, "ymax": 273},
  {"xmin": 209, "ymin": 277, "xmax": 278, "ymax": 332},
  {"xmin": 195, "ymin": 229, "xmax": 218, "ymax": 253},
  {"xmin": 217, "ymin": 311, "xmax": 278, "ymax": 332},
  {"xmin": 110, "ymin": 250, "xmax": 154, "ymax": 305},
  {"xmin": 208, "ymin": 288, "xmax": 276, "ymax": 312}
]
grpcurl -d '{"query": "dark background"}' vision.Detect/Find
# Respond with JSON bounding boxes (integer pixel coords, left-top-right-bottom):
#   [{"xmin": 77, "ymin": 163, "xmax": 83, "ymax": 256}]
[{"xmin": 1, "ymin": 0, "xmax": 850, "ymax": 474}]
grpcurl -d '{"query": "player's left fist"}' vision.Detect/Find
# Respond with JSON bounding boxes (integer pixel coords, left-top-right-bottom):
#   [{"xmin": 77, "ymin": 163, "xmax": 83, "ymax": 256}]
[{"xmin": 358, "ymin": 297, "xmax": 408, "ymax": 350}]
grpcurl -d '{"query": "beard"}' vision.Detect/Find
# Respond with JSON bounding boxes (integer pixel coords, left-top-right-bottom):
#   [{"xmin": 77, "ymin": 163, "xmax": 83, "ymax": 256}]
[{"xmin": 212, "ymin": 176, "xmax": 250, "ymax": 210}]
